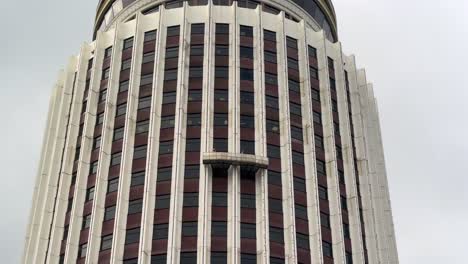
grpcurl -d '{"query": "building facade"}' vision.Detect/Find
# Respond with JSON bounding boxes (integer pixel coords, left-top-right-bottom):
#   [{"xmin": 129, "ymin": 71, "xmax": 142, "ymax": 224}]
[{"xmin": 23, "ymin": 1, "xmax": 398, "ymax": 263}]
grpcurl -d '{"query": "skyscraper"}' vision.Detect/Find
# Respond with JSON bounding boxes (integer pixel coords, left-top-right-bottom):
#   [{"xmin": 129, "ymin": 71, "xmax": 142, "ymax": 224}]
[{"xmin": 23, "ymin": 1, "xmax": 399, "ymax": 263}]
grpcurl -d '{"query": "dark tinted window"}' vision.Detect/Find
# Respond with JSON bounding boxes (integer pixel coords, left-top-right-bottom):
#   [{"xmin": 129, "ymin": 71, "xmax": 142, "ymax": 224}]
[
  {"xmin": 212, "ymin": 192, "xmax": 227, "ymax": 207},
  {"xmin": 157, "ymin": 167, "xmax": 172, "ymax": 182},
  {"xmin": 133, "ymin": 145, "xmax": 147, "ymax": 159},
  {"xmin": 270, "ymin": 226, "xmax": 284, "ymax": 243},
  {"xmin": 153, "ymin": 224, "xmax": 169, "ymax": 240},
  {"xmin": 125, "ymin": 228, "xmax": 140, "ymax": 244},
  {"xmin": 211, "ymin": 221, "xmax": 227, "ymax": 236},
  {"xmin": 155, "ymin": 195, "xmax": 171, "ymax": 209},
  {"xmin": 128, "ymin": 199, "xmax": 143, "ymax": 214},
  {"xmin": 241, "ymin": 193, "xmax": 255, "ymax": 209},
  {"xmin": 159, "ymin": 141, "xmax": 173, "ymax": 154},
  {"xmin": 182, "ymin": 222, "xmax": 198, "ymax": 237},
  {"xmin": 104, "ymin": 206, "xmax": 116, "ymax": 221},
  {"xmin": 183, "ymin": 193, "xmax": 199, "ymax": 207},
  {"xmin": 131, "ymin": 171, "xmax": 145, "ymax": 186},
  {"xmin": 167, "ymin": 25, "xmax": 180, "ymax": 37},
  {"xmin": 240, "ymin": 46, "xmax": 253, "ymax": 59},
  {"xmin": 107, "ymin": 178, "xmax": 119, "ymax": 193},
  {"xmin": 239, "ymin": 25, "xmax": 253, "ymax": 37}
]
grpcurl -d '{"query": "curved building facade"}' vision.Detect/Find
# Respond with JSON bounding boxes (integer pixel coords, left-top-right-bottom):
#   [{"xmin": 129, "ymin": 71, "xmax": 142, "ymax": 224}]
[{"xmin": 23, "ymin": 1, "xmax": 399, "ymax": 264}]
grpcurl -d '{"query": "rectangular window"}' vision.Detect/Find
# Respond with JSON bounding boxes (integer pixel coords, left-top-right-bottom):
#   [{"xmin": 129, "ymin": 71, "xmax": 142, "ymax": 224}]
[
  {"xmin": 239, "ymin": 25, "xmax": 253, "ymax": 37},
  {"xmin": 264, "ymin": 50, "xmax": 277, "ymax": 63},
  {"xmin": 99, "ymin": 90, "xmax": 107, "ymax": 102},
  {"xmin": 89, "ymin": 161, "xmax": 99, "ymax": 174},
  {"xmin": 191, "ymin": 23, "xmax": 205, "ymax": 34},
  {"xmin": 288, "ymin": 57, "xmax": 299, "ymax": 70},
  {"xmin": 182, "ymin": 222, "xmax": 198, "ymax": 237},
  {"xmin": 240, "ymin": 91, "xmax": 254, "ymax": 104},
  {"xmin": 125, "ymin": 228, "xmax": 140, "ymax": 245},
  {"xmin": 138, "ymin": 96, "xmax": 152, "ymax": 110},
  {"xmin": 296, "ymin": 233, "xmax": 309, "ymax": 249},
  {"xmin": 213, "ymin": 138, "xmax": 228, "ymax": 152},
  {"xmin": 116, "ymin": 103, "xmax": 127, "ymax": 117},
  {"xmin": 319, "ymin": 186, "xmax": 328, "ymax": 200},
  {"xmin": 167, "ymin": 25, "xmax": 180, "ymax": 37},
  {"xmin": 184, "ymin": 165, "xmax": 199, "ymax": 179},
  {"xmin": 187, "ymin": 113, "xmax": 201, "ymax": 126},
  {"xmin": 128, "ymin": 199, "xmax": 143, "ymax": 214},
  {"xmin": 121, "ymin": 58, "xmax": 131, "ymax": 70},
  {"xmin": 292, "ymin": 151, "xmax": 304, "ymax": 165},
  {"xmin": 270, "ymin": 257, "xmax": 285, "ymax": 264},
  {"xmin": 104, "ymin": 205, "xmax": 116, "ymax": 221},
  {"xmin": 288, "ymin": 79, "xmax": 300, "ymax": 93},
  {"xmin": 269, "ymin": 198, "xmax": 282, "ymax": 214},
  {"xmin": 240, "ymin": 140, "xmax": 255, "ymax": 155},
  {"xmin": 270, "ymin": 226, "xmax": 284, "ymax": 244},
  {"xmin": 78, "ymin": 243, "xmax": 87, "ymax": 258},
  {"xmin": 215, "ymin": 66, "xmax": 229, "ymax": 78},
  {"xmin": 82, "ymin": 214, "xmax": 91, "ymax": 229},
  {"xmin": 311, "ymin": 88, "xmax": 320, "ymax": 102},
  {"xmin": 264, "ymin": 30, "xmax": 276, "ymax": 42},
  {"xmin": 310, "ymin": 67, "xmax": 318, "ymax": 79},
  {"xmin": 240, "ymin": 115, "xmax": 254, "ymax": 129},
  {"xmin": 164, "ymin": 69, "xmax": 178, "ymax": 81},
  {"xmin": 216, "ymin": 23, "xmax": 229, "ymax": 35},
  {"xmin": 123, "ymin": 37, "xmax": 134, "ymax": 50},
  {"xmin": 241, "ymin": 223, "xmax": 256, "ymax": 239},
  {"xmin": 293, "ymin": 177, "xmax": 306, "ymax": 192},
  {"xmin": 190, "ymin": 45, "xmax": 204, "ymax": 56},
  {"xmin": 161, "ymin": 115, "xmax": 175, "ymax": 129},
  {"xmin": 142, "ymin": 52, "xmax": 155, "ymax": 64},
  {"xmin": 291, "ymin": 126, "xmax": 303, "ymax": 141},
  {"xmin": 240, "ymin": 68, "xmax": 254, "ymax": 81},
  {"xmin": 265, "ymin": 95, "xmax": 279, "ymax": 109},
  {"xmin": 295, "ymin": 204, "xmax": 307, "ymax": 220},
  {"xmin": 212, "ymin": 192, "xmax": 227, "ymax": 207},
  {"xmin": 85, "ymin": 187, "xmax": 95, "ymax": 201},
  {"xmin": 267, "ymin": 144, "xmax": 281, "ymax": 159},
  {"xmin": 316, "ymin": 160, "xmax": 326, "ymax": 175},
  {"xmin": 215, "ymin": 45, "xmax": 229, "ymax": 56},
  {"xmin": 165, "ymin": 47, "xmax": 179, "ymax": 59},
  {"xmin": 211, "ymin": 221, "xmax": 227, "ymax": 236},
  {"xmin": 268, "ymin": 170, "xmax": 282, "ymax": 186},
  {"xmin": 265, "ymin": 73, "xmax": 278, "ymax": 86},
  {"xmin": 93, "ymin": 136, "xmax": 101, "ymax": 149},
  {"xmin": 140, "ymin": 74, "xmax": 153, "ymax": 86},
  {"xmin": 343, "ymin": 224, "xmax": 350, "ymax": 239},
  {"xmin": 131, "ymin": 171, "xmax": 145, "ymax": 187},
  {"xmin": 113, "ymin": 127, "xmax": 125, "ymax": 141},
  {"xmin": 188, "ymin": 90, "xmax": 203, "ymax": 102},
  {"xmin": 189, "ymin": 67, "xmax": 203, "ymax": 78},
  {"xmin": 153, "ymin": 224, "xmax": 169, "ymax": 240},
  {"xmin": 186, "ymin": 139, "xmax": 201, "ymax": 152},
  {"xmin": 180, "ymin": 252, "xmax": 197, "ymax": 264},
  {"xmin": 96, "ymin": 113, "xmax": 105, "ymax": 125},
  {"xmin": 313, "ymin": 111, "xmax": 322, "ymax": 124},
  {"xmin": 102, "ymin": 68, "xmax": 110, "ymax": 80},
  {"xmin": 286, "ymin": 37, "xmax": 297, "ymax": 49},
  {"xmin": 214, "ymin": 89, "xmax": 228, "ymax": 102},
  {"xmin": 240, "ymin": 46, "xmax": 253, "ymax": 59},
  {"xmin": 290, "ymin": 102, "xmax": 302, "ymax": 116},
  {"xmin": 111, "ymin": 152, "xmax": 122, "ymax": 166},
  {"xmin": 211, "ymin": 252, "xmax": 227, "ymax": 264},
  {"xmin": 341, "ymin": 196, "xmax": 348, "ymax": 211},
  {"xmin": 321, "ymin": 212, "xmax": 330, "ymax": 228},
  {"xmin": 155, "ymin": 195, "xmax": 171, "ymax": 209},
  {"xmin": 308, "ymin": 46, "xmax": 317, "ymax": 58},
  {"xmin": 183, "ymin": 193, "xmax": 199, "ymax": 207},
  {"xmin": 104, "ymin": 47, "xmax": 113, "ymax": 58},
  {"xmin": 214, "ymin": 113, "xmax": 228, "ymax": 126},
  {"xmin": 107, "ymin": 178, "xmax": 119, "ymax": 193},
  {"xmin": 144, "ymin": 30, "xmax": 157, "ymax": 42},
  {"xmin": 162, "ymin": 91, "xmax": 177, "ymax": 105},
  {"xmin": 241, "ymin": 193, "xmax": 256, "ymax": 209},
  {"xmin": 323, "ymin": 241, "xmax": 333, "ymax": 257},
  {"xmin": 100, "ymin": 235, "xmax": 112, "ymax": 250},
  {"xmin": 119, "ymin": 80, "xmax": 129, "ymax": 92},
  {"xmin": 133, "ymin": 145, "xmax": 148, "ymax": 160},
  {"xmin": 136, "ymin": 120, "xmax": 150, "ymax": 134},
  {"xmin": 266, "ymin": 119, "xmax": 280, "ymax": 134},
  {"xmin": 157, "ymin": 167, "xmax": 172, "ymax": 182}
]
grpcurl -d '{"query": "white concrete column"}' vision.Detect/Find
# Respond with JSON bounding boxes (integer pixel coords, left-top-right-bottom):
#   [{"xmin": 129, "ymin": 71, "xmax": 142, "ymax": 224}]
[
  {"xmin": 136, "ymin": 10, "xmax": 162, "ymax": 264},
  {"xmin": 63, "ymin": 30, "xmax": 113, "ymax": 263},
  {"xmin": 321, "ymin": 32, "xmax": 346, "ymax": 264},
  {"xmin": 278, "ymin": 12, "xmax": 298, "ymax": 264},
  {"xmin": 331, "ymin": 43, "xmax": 366, "ymax": 264}
]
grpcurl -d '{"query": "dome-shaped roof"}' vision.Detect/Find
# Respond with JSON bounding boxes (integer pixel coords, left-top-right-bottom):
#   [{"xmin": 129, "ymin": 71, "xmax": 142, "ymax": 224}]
[{"xmin": 94, "ymin": 0, "xmax": 337, "ymax": 41}]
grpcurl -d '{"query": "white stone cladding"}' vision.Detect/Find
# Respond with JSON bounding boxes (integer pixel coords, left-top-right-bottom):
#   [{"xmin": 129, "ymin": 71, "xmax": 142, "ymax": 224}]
[{"xmin": 23, "ymin": 1, "xmax": 398, "ymax": 264}]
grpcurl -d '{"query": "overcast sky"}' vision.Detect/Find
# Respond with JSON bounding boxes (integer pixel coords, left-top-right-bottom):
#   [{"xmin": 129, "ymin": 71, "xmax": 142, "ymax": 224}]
[{"xmin": 1, "ymin": 0, "xmax": 467, "ymax": 263}]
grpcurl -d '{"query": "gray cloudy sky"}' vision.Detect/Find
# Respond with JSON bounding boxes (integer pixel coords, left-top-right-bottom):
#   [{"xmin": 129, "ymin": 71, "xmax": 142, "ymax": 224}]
[{"xmin": 1, "ymin": 0, "xmax": 467, "ymax": 263}]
